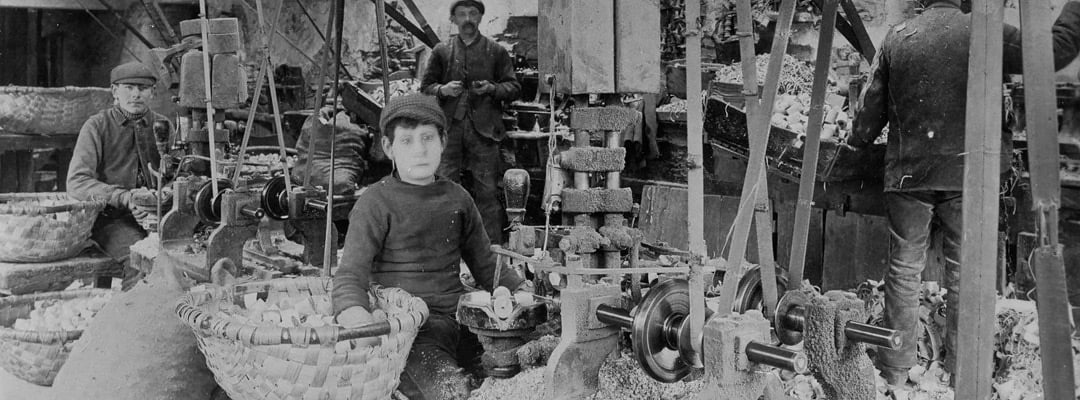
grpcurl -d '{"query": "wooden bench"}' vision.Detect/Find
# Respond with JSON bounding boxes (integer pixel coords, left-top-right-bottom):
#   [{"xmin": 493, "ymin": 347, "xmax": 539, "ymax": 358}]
[
  {"xmin": 0, "ymin": 252, "xmax": 122, "ymax": 296},
  {"xmin": 0, "ymin": 132, "xmax": 77, "ymax": 193}
]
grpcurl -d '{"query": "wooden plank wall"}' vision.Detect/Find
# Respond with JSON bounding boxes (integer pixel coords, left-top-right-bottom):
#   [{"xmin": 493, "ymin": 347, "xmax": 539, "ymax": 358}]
[
  {"xmin": 639, "ymin": 185, "xmax": 759, "ymax": 262},
  {"xmin": 821, "ymin": 211, "xmax": 889, "ymax": 290}
]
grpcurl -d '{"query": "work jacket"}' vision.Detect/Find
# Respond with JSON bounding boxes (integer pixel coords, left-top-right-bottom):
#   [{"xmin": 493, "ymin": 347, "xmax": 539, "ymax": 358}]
[
  {"xmin": 849, "ymin": 1, "xmax": 1080, "ymax": 192},
  {"xmin": 67, "ymin": 107, "xmax": 169, "ymax": 211},
  {"xmin": 421, "ymin": 34, "xmax": 520, "ymax": 141}
]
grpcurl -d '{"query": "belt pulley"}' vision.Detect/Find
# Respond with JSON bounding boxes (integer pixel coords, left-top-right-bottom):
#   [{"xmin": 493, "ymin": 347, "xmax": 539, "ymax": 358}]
[{"xmin": 595, "ymin": 279, "xmax": 809, "ymax": 383}]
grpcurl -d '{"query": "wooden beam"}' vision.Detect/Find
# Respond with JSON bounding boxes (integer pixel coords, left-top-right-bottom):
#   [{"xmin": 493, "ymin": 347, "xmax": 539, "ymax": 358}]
[
  {"xmin": 715, "ymin": 0, "xmax": 798, "ymax": 317},
  {"xmin": 1020, "ymin": 0, "xmax": 1075, "ymax": 397},
  {"xmin": 685, "ymin": 0, "xmax": 706, "ymax": 360},
  {"xmin": 788, "ymin": 0, "xmax": 839, "ymax": 289},
  {"xmin": 956, "ymin": 0, "xmax": 1003, "ymax": 397}
]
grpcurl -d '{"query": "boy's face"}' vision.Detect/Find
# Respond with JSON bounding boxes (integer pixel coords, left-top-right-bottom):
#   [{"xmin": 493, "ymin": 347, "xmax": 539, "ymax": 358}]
[
  {"xmin": 383, "ymin": 124, "xmax": 444, "ymax": 185},
  {"xmin": 111, "ymin": 83, "xmax": 154, "ymax": 114}
]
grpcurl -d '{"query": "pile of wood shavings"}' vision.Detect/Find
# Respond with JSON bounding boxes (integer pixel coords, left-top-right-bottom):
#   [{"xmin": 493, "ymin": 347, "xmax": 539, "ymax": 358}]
[{"xmin": 469, "ymin": 349, "xmax": 704, "ymax": 400}]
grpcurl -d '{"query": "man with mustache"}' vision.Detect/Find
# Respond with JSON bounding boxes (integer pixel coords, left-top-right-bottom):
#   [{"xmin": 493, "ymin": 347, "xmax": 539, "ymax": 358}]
[
  {"xmin": 421, "ymin": 0, "xmax": 521, "ymax": 245},
  {"xmin": 68, "ymin": 61, "xmax": 171, "ymax": 289}
]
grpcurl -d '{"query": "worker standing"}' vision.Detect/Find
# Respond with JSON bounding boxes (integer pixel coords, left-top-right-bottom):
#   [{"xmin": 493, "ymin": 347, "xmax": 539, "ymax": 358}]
[
  {"xmin": 67, "ymin": 61, "xmax": 171, "ymax": 289},
  {"xmin": 421, "ymin": 0, "xmax": 521, "ymax": 244},
  {"xmin": 848, "ymin": 0, "xmax": 1080, "ymax": 388}
]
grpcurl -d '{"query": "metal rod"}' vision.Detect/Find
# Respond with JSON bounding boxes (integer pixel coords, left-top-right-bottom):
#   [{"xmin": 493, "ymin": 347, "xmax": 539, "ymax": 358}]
[
  {"xmin": 97, "ymin": 0, "xmax": 157, "ymax": 50},
  {"xmin": 595, "ymin": 304, "xmax": 634, "ymax": 329},
  {"xmin": 844, "ymin": 321, "xmax": 902, "ymax": 350},
  {"xmin": 779, "ymin": 305, "xmax": 901, "ymax": 349},
  {"xmin": 375, "ymin": 0, "xmax": 391, "ymax": 101},
  {"xmin": 323, "ymin": 0, "xmax": 346, "ymax": 277},
  {"xmin": 294, "ymin": 0, "xmax": 327, "ymax": 42},
  {"xmin": 745, "ymin": 341, "xmax": 809, "ymax": 374},
  {"xmin": 197, "ymin": 0, "xmax": 220, "ymax": 197},
  {"xmin": 304, "ymin": 3, "xmax": 337, "ymax": 189},
  {"xmin": 231, "ymin": 0, "xmax": 284, "ymax": 186},
  {"xmin": 75, "ymin": 0, "xmax": 144, "ymax": 63},
  {"xmin": 240, "ymin": 206, "xmax": 264, "ymax": 219}
]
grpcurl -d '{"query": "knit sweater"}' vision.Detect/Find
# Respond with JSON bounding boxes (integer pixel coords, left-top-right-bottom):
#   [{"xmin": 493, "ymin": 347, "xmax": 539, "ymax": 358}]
[{"xmin": 332, "ymin": 174, "xmax": 525, "ymax": 315}]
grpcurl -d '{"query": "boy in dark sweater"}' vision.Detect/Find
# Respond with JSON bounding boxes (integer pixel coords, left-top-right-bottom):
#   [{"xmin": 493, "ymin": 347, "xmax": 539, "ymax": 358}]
[{"xmin": 333, "ymin": 94, "xmax": 532, "ymax": 400}]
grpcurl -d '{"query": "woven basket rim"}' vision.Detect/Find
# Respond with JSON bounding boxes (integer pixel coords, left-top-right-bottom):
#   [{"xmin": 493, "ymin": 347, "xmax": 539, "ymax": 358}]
[
  {"xmin": 0, "ymin": 193, "xmax": 106, "ymax": 216},
  {"xmin": 0, "ymin": 85, "xmax": 111, "ymax": 93},
  {"xmin": 176, "ymin": 277, "xmax": 429, "ymax": 346},
  {"xmin": 0, "ymin": 288, "xmax": 115, "ymax": 343}
]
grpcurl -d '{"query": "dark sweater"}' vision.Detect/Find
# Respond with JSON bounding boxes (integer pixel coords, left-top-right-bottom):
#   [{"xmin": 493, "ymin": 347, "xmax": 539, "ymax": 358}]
[{"xmin": 332, "ymin": 175, "xmax": 525, "ymax": 315}]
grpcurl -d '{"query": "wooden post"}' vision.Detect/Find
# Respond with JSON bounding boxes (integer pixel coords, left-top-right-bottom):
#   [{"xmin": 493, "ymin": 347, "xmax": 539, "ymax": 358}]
[
  {"xmin": 956, "ymin": 0, "xmax": 1003, "ymax": 397},
  {"xmin": 715, "ymin": 0, "xmax": 798, "ymax": 317},
  {"xmin": 1020, "ymin": 0, "xmax": 1075, "ymax": 397},
  {"xmin": 788, "ymin": 0, "xmax": 839, "ymax": 288},
  {"xmin": 685, "ymin": 0, "xmax": 706, "ymax": 357}
]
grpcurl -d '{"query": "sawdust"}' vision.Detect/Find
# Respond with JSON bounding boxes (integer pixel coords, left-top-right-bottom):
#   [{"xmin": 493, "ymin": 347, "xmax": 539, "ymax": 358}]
[
  {"xmin": 48, "ymin": 252, "xmax": 216, "ymax": 400},
  {"xmin": 516, "ymin": 335, "xmax": 559, "ymax": 367},
  {"xmin": 469, "ymin": 348, "xmax": 704, "ymax": 400}
]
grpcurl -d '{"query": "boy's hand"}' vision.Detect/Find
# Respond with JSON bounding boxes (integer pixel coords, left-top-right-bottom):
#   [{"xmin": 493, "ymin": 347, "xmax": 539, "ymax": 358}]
[
  {"xmin": 471, "ymin": 80, "xmax": 495, "ymax": 95},
  {"xmin": 336, "ymin": 306, "xmax": 375, "ymax": 327},
  {"xmin": 440, "ymin": 81, "xmax": 465, "ymax": 97}
]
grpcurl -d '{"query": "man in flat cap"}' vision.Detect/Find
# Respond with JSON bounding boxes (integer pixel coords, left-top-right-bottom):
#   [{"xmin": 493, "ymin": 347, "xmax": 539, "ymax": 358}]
[
  {"xmin": 68, "ymin": 61, "xmax": 171, "ymax": 289},
  {"xmin": 421, "ymin": 0, "xmax": 521, "ymax": 245}
]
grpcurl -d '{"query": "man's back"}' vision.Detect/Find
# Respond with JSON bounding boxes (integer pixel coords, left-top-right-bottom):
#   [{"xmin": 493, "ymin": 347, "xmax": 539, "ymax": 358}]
[{"xmin": 851, "ymin": 1, "xmax": 1080, "ymax": 191}]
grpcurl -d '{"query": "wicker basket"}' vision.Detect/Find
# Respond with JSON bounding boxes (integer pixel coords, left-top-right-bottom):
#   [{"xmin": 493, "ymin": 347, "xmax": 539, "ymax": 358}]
[
  {"xmin": 0, "ymin": 288, "xmax": 113, "ymax": 386},
  {"xmin": 0, "ymin": 86, "xmax": 113, "ymax": 134},
  {"xmin": 176, "ymin": 277, "xmax": 429, "ymax": 400},
  {"xmin": 0, "ymin": 193, "xmax": 105, "ymax": 263}
]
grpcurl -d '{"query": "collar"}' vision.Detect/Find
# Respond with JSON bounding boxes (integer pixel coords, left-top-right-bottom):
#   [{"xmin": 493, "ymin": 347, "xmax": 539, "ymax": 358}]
[
  {"xmin": 108, "ymin": 106, "xmax": 150, "ymax": 126},
  {"xmin": 455, "ymin": 33, "xmax": 486, "ymax": 48}
]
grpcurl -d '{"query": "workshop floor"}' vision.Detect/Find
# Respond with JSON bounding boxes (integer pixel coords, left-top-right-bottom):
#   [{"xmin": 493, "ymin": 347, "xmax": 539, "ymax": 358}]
[{"xmin": 0, "ymin": 365, "xmax": 50, "ymax": 400}]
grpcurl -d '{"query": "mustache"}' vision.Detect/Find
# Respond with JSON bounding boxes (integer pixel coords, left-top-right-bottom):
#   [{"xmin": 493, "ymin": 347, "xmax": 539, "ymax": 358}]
[{"xmin": 461, "ymin": 22, "xmax": 476, "ymax": 29}]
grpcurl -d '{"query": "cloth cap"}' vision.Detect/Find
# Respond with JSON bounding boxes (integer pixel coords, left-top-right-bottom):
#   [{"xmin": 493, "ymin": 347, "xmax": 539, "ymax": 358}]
[
  {"xmin": 379, "ymin": 93, "xmax": 447, "ymax": 134},
  {"xmin": 110, "ymin": 62, "xmax": 157, "ymax": 86},
  {"xmin": 450, "ymin": 0, "xmax": 484, "ymax": 15}
]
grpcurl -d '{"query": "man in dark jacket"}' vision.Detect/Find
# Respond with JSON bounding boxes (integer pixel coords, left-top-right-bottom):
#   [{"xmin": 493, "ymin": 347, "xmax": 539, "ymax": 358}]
[
  {"xmin": 848, "ymin": 0, "xmax": 1080, "ymax": 386},
  {"xmin": 421, "ymin": 0, "xmax": 521, "ymax": 244},
  {"xmin": 68, "ymin": 61, "xmax": 171, "ymax": 287}
]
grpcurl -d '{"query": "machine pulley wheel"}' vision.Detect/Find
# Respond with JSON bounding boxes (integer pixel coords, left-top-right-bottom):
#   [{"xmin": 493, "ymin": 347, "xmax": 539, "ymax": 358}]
[
  {"xmin": 631, "ymin": 278, "xmax": 693, "ymax": 383},
  {"xmin": 732, "ymin": 265, "xmax": 789, "ymax": 314},
  {"xmin": 260, "ymin": 176, "xmax": 290, "ymax": 221},
  {"xmin": 194, "ymin": 179, "xmax": 233, "ymax": 223},
  {"xmin": 773, "ymin": 291, "xmax": 809, "ymax": 346}
]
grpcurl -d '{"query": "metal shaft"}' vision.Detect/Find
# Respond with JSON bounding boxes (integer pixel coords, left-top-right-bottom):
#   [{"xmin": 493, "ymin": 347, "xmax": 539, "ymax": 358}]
[
  {"xmin": 595, "ymin": 304, "xmax": 634, "ymax": 329},
  {"xmin": 240, "ymin": 206, "xmax": 264, "ymax": 219},
  {"xmin": 781, "ymin": 306, "xmax": 902, "ymax": 349},
  {"xmin": 844, "ymin": 321, "xmax": 902, "ymax": 350},
  {"xmin": 745, "ymin": 341, "xmax": 809, "ymax": 374}
]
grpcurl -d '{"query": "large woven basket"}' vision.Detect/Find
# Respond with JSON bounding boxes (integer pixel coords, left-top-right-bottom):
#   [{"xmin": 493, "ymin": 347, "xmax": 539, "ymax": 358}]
[
  {"xmin": 0, "ymin": 86, "xmax": 113, "ymax": 134},
  {"xmin": 176, "ymin": 277, "xmax": 429, "ymax": 400},
  {"xmin": 0, "ymin": 288, "xmax": 113, "ymax": 386},
  {"xmin": 0, "ymin": 193, "xmax": 105, "ymax": 263}
]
